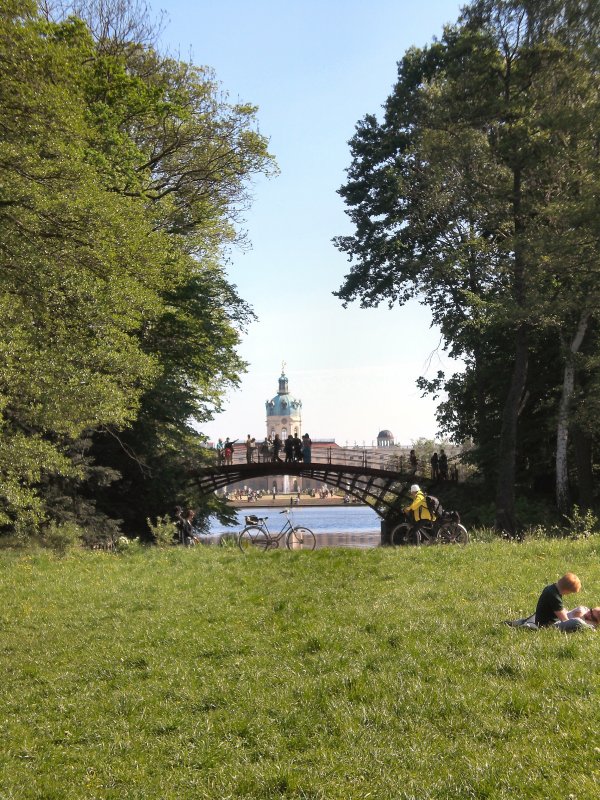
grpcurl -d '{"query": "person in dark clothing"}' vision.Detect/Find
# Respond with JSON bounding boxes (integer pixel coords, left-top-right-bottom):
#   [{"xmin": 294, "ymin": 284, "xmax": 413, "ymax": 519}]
[
  {"xmin": 180, "ymin": 508, "xmax": 196, "ymax": 546},
  {"xmin": 430, "ymin": 452, "xmax": 439, "ymax": 480},
  {"xmin": 302, "ymin": 433, "xmax": 312, "ymax": 464},
  {"xmin": 439, "ymin": 450, "xmax": 448, "ymax": 481},
  {"xmin": 535, "ymin": 572, "xmax": 587, "ymax": 631},
  {"xmin": 272, "ymin": 434, "xmax": 283, "ymax": 462},
  {"xmin": 293, "ymin": 434, "xmax": 302, "ymax": 462},
  {"xmin": 284, "ymin": 435, "xmax": 294, "ymax": 463},
  {"xmin": 260, "ymin": 438, "xmax": 271, "ymax": 463},
  {"xmin": 409, "ymin": 449, "xmax": 418, "ymax": 472}
]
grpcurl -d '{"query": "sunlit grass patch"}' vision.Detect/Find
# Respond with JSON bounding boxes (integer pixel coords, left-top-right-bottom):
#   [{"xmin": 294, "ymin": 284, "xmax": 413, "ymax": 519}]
[{"xmin": 0, "ymin": 539, "xmax": 599, "ymax": 798}]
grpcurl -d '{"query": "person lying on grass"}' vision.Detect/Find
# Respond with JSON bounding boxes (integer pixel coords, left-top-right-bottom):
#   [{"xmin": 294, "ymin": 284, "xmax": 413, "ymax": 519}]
[
  {"xmin": 534, "ymin": 573, "xmax": 593, "ymax": 632},
  {"xmin": 579, "ymin": 607, "xmax": 600, "ymax": 628}
]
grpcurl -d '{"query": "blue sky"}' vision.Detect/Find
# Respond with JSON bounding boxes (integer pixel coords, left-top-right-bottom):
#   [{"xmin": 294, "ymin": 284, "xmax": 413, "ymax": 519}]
[{"xmin": 152, "ymin": 0, "xmax": 465, "ymax": 446}]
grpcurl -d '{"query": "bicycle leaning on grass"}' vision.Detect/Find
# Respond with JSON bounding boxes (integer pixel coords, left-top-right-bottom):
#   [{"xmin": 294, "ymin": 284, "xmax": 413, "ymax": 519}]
[{"xmin": 238, "ymin": 509, "xmax": 316, "ymax": 552}]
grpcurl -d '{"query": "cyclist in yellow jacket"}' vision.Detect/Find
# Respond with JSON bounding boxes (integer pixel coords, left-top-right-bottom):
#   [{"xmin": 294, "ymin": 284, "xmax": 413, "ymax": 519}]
[{"xmin": 404, "ymin": 484, "xmax": 435, "ymax": 523}]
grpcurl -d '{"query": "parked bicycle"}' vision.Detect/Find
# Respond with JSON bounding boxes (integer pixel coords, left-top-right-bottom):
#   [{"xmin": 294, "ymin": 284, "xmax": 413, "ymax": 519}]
[
  {"xmin": 238, "ymin": 509, "xmax": 316, "ymax": 552},
  {"xmin": 390, "ymin": 512, "xmax": 468, "ymax": 546}
]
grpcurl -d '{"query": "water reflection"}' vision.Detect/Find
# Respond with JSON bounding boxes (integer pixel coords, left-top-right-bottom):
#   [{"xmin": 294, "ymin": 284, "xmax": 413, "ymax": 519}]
[
  {"xmin": 313, "ymin": 531, "xmax": 381, "ymax": 549},
  {"xmin": 209, "ymin": 505, "xmax": 382, "ymax": 549}
]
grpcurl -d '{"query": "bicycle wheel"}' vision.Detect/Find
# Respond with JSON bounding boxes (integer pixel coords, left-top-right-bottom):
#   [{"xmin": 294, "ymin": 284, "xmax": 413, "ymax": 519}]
[
  {"xmin": 391, "ymin": 523, "xmax": 421, "ymax": 546},
  {"xmin": 438, "ymin": 521, "xmax": 469, "ymax": 545},
  {"xmin": 287, "ymin": 526, "xmax": 316, "ymax": 551},
  {"xmin": 238, "ymin": 526, "xmax": 269, "ymax": 552},
  {"xmin": 418, "ymin": 522, "xmax": 436, "ymax": 545}
]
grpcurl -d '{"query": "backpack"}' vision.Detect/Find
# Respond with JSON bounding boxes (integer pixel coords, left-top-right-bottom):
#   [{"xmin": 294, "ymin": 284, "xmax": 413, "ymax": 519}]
[{"xmin": 426, "ymin": 495, "xmax": 444, "ymax": 519}]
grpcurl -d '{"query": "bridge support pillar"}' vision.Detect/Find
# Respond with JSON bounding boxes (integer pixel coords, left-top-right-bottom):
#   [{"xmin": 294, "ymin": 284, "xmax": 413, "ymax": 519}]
[{"xmin": 380, "ymin": 518, "xmax": 393, "ymax": 547}]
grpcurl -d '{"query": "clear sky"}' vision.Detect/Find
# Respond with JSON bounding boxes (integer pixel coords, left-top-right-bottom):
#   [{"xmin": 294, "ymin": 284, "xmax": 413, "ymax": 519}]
[{"xmin": 151, "ymin": 0, "xmax": 466, "ymax": 447}]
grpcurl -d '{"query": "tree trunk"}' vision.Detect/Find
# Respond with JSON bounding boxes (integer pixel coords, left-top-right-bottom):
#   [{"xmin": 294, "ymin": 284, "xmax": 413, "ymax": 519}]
[
  {"xmin": 495, "ymin": 326, "xmax": 528, "ymax": 536},
  {"xmin": 572, "ymin": 426, "xmax": 594, "ymax": 511},
  {"xmin": 495, "ymin": 164, "xmax": 529, "ymax": 538},
  {"xmin": 555, "ymin": 311, "xmax": 590, "ymax": 515}
]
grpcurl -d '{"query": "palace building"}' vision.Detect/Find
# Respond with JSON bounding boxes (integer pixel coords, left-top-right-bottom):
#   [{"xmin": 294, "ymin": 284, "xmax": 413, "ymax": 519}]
[
  {"xmin": 266, "ymin": 370, "xmax": 302, "ymax": 441},
  {"xmin": 213, "ymin": 367, "xmax": 464, "ymax": 497}
]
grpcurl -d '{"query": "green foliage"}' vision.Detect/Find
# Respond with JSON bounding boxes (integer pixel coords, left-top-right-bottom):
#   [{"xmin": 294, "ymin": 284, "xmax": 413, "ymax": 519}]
[
  {"xmin": 562, "ymin": 505, "xmax": 600, "ymax": 540},
  {"xmin": 335, "ymin": 1, "xmax": 600, "ymax": 528},
  {"xmin": 41, "ymin": 521, "xmax": 83, "ymax": 555},
  {"xmin": 1, "ymin": 542, "xmax": 599, "ymax": 798},
  {"xmin": 146, "ymin": 514, "xmax": 177, "ymax": 547},
  {"xmin": 0, "ymin": 1, "xmax": 276, "ymax": 535}
]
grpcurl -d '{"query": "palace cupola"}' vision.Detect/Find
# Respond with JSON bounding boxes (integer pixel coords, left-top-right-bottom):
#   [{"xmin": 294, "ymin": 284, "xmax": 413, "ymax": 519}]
[{"xmin": 265, "ymin": 366, "xmax": 302, "ymax": 440}]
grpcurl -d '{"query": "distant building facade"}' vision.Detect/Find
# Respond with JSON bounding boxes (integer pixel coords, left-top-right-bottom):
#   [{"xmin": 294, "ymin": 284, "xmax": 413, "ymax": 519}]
[
  {"xmin": 377, "ymin": 429, "xmax": 395, "ymax": 447},
  {"xmin": 212, "ymin": 368, "xmax": 465, "ymax": 497}
]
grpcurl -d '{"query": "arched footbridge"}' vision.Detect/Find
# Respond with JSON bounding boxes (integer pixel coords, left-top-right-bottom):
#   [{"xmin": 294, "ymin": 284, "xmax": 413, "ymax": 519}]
[{"xmin": 190, "ymin": 459, "xmax": 425, "ymax": 545}]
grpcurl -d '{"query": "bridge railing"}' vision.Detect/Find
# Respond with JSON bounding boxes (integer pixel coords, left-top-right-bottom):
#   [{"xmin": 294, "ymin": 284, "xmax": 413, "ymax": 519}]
[
  {"xmin": 213, "ymin": 443, "xmax": 465, "ymax": 481},
  {"xmin": 221, "ymin": 445, "xmax": 398, "ymax": 470}
]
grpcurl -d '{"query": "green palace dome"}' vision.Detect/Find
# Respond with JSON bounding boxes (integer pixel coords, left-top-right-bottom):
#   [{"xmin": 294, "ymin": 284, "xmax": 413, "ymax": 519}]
[{"xmin": 265, "ymin": 372, "xmax": 302, "ymax": 417}]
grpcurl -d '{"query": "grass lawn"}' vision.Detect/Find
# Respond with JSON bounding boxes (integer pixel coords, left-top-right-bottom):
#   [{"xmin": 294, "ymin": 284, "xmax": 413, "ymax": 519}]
[{"xmin": 1, "ymin": 538, "xmax": 599, "ymax": 799}]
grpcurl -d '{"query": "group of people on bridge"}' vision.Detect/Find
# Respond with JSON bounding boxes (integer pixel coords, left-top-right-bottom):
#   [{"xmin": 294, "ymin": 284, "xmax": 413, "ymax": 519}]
[{"xmin": 216, "ymin": 433, "xmax": 313, "ymax": 465}]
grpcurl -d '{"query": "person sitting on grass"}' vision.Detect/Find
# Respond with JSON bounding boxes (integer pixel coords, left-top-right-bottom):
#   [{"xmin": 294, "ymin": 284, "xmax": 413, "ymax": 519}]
[{"xmin": 534, "ymin": 573, "xmax": 591, "ymax": 632}]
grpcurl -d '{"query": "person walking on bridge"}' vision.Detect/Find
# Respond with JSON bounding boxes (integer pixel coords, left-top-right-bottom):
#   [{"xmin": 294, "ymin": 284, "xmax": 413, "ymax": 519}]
[
  {"xmin": 223, "ymin": 438, "xmax": 235, "ymax": 465},
  {"xmin": 302, "ymin": 433, "xmax": 312, "ymax": 464},
  {"xmin": 284, "ymin": 435, "xmax": 294, "ymax": 463},
  {"xmin": 272, "ymin": 433, "xmax": 283, "ymax": 462},
  {"xmin": 293, "ymin": 433, "xmax": 302, "ymax": 463}
]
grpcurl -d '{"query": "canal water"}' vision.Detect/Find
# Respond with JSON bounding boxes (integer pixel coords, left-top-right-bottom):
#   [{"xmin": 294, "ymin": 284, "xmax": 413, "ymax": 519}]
[{"xmin": 207, "ymin": 505, "xmax": 382, "ymax": 549}]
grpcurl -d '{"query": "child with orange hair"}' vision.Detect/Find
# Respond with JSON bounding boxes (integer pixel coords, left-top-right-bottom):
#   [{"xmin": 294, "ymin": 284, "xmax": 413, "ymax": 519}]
[{"xmin": 535, "ymin": 573, "xmax": 586, "ymax": 630}]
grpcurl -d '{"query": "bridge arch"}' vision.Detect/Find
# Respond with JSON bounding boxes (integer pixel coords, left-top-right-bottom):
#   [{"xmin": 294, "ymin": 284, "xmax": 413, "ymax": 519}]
[{"xmin": 191, "ymin": 462, "xmax": 423, "ymax": 544}]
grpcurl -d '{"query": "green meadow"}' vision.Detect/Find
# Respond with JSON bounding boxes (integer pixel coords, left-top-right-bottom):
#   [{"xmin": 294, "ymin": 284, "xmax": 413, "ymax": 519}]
[{"xmin": 1, "ymin": 539, "xmax": 599, "ymax": 799}]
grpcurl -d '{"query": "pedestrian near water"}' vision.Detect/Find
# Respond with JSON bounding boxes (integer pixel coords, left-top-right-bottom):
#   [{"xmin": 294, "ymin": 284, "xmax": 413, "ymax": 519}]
[
  {"xmin": 403, "ymin": 484, "xmax": 434, "ymax": 524},
  {"xmin": 181, "ymin": 508, "xmax": 196, "ymax": 546},
  {"xmin": 216, "ymin": 438, "xmax": 224, "ymax": 465}
]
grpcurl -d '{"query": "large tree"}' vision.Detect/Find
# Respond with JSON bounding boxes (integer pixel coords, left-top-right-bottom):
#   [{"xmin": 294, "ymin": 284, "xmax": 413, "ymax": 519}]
[
  {"xmin": 335, "ymin": 0, "xmax": 600, "ymax": 533},
  {"xmin": 0, "ymin": 1, "xmax": 173, "ymax": 533},
  {"xmin": 0, "ymin": 0, "xmax": 275, "ymax": 537}
]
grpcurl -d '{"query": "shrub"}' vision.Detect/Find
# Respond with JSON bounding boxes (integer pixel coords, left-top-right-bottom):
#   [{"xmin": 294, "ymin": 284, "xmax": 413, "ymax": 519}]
[
  {"xmin": 562, "ymin": 506, "xmax": 599, "ymax": 539},
  {"xmin": 41, "ymin": 521, "xmax": 82, "ymax": 554},
  {"xmin": 146, "ymin": 514, "xmax": 176, "ymax": 547}
]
